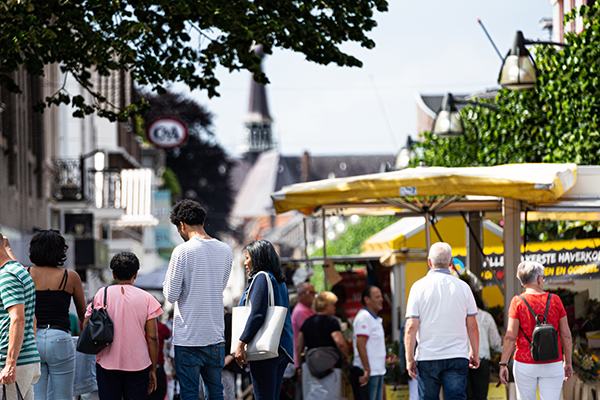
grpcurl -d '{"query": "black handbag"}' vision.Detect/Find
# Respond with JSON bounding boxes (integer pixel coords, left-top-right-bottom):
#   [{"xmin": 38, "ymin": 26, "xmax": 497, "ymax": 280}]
[
  {"xmin": 305, "ymin": 346, "xmax": 340, "ymax": 379},
  {"xmin": 2, "ymin": 382, "xmax": 23, "ymax": 400},
  {"xmin": 77, "ymin": 286, "xmax": 114, "ymax": 354}
]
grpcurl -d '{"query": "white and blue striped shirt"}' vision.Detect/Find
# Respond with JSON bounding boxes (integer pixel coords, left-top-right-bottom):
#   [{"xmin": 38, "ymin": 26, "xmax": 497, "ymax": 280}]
[{"xmin": 163, "ymin": 237, "xmax": 233, "ymax": 347}]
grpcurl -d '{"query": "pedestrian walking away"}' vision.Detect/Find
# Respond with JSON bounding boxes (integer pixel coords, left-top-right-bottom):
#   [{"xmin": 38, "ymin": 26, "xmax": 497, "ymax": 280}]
[
  {"xmin": 27, "ymin": 229, "xmax": 86, "ymax": 400},
  {"xmin": 499, "ymin": 261, "xmax": 572, "ymax": 400},
  {"xmin": 404, "ymin": 242, "xmax": 480, "ymax": 400},
  {"xmin": 0, "ymin": 233, "xmax": 41, "ymax": 400},
  {"xmin": 163, "ymin": 200, "xmax": 233, "ymax": 400},
  {"xmin": 85, "ymin": 252, "xmax": 163, "ymax": 400}
]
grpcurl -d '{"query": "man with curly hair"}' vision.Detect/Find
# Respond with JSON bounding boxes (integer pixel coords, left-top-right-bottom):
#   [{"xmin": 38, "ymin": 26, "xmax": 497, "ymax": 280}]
[{"xmin": 163, "ymin": 200, "xmax": 233, "ymax": 400}]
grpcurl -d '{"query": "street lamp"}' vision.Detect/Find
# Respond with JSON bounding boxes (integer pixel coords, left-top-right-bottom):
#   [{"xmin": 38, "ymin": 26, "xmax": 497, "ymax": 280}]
[
  {"xmin": 432, "ymin": 93, "xmax": 499, "ymax": 137},
  {"xmin": 498, "ymin": 30, "xmax": 569, "ymax": 90}
]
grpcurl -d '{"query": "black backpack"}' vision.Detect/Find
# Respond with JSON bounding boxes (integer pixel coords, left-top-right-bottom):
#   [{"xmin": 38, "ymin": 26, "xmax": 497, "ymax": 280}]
[{"xmin": 518, "ymin": 293, "xmax": 560, "ymax": 362}]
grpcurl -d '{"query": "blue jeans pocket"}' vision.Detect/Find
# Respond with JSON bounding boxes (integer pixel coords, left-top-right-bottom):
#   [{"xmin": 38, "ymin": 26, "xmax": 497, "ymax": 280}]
[
  {"xmin": 418, "ymin": 361, "xmax": 435, "ymax": 372},
  {"xmin": 180, "ymin": 348, "xmax": 201, "ymax": 367},
  {"xmin": 213, "ymin": 343, "xmax": 225, "ymax": 368},
  {"xmin": 51, "ymin": 337, "xmax": 75, "ymax": 362}
]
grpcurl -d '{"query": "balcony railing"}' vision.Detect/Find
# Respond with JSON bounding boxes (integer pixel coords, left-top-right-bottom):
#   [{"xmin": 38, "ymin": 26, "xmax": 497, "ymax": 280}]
[
  {"xmin": 52, "ymin": 158, "xmax": 85, "ymax": 201},
  {"xmin": 51, "ymin": 158, "xmax": 157, "ymax": 226},
  {"xmin": 51, "ymin": 158, "xmax": 122, "ymax": 208}
]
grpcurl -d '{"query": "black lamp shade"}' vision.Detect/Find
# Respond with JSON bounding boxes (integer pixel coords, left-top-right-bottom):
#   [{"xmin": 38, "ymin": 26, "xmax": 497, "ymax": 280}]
[
  {"xmin": 499, "ymin": 31, "xmax": 537, "ymax": 90},
  {"xmin": 432, "ymin": 93, "xmax": 464, "ymax": 137}
]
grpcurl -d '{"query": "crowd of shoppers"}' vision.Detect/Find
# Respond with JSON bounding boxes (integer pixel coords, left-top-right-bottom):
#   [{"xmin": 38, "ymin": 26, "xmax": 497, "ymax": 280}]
[{"xmin": 0, "ymin": 199, "xmax": 579, "ymax": 400}]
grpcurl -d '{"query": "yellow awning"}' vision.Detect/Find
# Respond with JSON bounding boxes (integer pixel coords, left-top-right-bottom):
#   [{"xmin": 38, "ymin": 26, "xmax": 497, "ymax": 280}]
[{"xmin": 271, "ymin": 163, "xmax": 577, "ymax": 214}]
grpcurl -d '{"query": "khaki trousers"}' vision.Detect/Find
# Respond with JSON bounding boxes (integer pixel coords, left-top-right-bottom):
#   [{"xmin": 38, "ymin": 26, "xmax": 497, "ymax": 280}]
[{"xmin": 1, "ymin": 363, "xmax": 41, "ymax": 400}]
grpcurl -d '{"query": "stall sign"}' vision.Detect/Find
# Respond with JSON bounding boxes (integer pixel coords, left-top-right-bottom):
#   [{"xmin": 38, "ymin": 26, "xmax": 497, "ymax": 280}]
[
  {"xmin": 338, "ymin": 270, "xmax": 367, "ymax": 319},
  {"xmin": 457, "ymin": 239, "xmax": 600, "ymax": 284}
]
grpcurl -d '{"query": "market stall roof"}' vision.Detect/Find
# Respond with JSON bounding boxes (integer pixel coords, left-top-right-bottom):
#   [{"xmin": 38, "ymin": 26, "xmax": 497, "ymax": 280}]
[{"xmin": 271, "ymin": 163, "xmax": 577, "ymax": 215}]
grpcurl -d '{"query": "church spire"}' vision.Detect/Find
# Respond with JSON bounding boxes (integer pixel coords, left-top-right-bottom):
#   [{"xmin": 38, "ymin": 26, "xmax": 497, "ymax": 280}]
[{"xmin": 243, "ymin": 45, "xmax": 274, "ymax": 158}]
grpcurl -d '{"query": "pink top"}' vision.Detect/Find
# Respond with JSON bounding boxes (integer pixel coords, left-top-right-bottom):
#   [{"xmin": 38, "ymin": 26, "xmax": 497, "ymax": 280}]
[
  {"xmin": 85, "ymin": 285, "xmax": 163, "ymax": 371},
  {"xmin": 291, "ymin": 302, "xmax": 315, "ymax": 368}
]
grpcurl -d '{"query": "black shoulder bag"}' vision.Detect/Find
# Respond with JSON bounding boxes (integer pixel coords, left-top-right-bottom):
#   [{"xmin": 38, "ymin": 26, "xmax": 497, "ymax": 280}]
[
  {"xmin": 77, "ymin": 286, "xmax": 114, "ymax": 354},
  {"xmin": 518, "ymin": 293, "xmax": 560, "ymax": 362}
]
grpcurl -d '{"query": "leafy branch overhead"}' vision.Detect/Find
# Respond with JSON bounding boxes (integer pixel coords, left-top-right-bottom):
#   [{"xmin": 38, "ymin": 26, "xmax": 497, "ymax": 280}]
[
  {"xmin": 412, "ymin": 3, "xmax": 600, "ymax": 167},
  {"xmin": 0, "ymin": 0, "xmax": 388, "ymax": 120}
]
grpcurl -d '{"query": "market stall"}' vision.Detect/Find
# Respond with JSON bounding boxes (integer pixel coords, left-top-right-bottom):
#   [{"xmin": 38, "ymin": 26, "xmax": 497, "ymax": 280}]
[{"xmin": 271, "ymin": 163, "xmax": 600, "ymax": 399}]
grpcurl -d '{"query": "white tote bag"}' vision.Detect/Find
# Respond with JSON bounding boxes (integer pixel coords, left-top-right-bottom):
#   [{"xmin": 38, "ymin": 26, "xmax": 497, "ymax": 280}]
[{"xmin": 231, "ymin": 271, "xmax": 287, "ymax": 361}]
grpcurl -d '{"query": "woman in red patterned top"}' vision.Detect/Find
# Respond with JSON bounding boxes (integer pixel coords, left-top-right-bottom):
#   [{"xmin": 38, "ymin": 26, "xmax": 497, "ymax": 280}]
[{"xmin": 499, "ymin": 261, "xmax": 573, "ymax": 399}]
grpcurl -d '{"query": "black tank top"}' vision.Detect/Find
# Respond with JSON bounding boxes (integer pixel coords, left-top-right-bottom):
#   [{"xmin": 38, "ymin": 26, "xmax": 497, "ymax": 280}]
[{"xmin": 33, "ymin": 269, "xmax": 72, "ymax": 332}]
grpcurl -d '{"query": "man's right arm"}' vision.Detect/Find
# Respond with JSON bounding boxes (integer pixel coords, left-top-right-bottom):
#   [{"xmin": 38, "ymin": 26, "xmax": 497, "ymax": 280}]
[
  {"xmin": 163, "ymin": 250, "xmax": 184, "ymax": 303},
  {"xmin": 0, "ymin": 303, "xmax": 25, "ymax": 385},
  {"xmin": 356, "ymin": 335, "xmax": 371, "ymax": 386},
  {"xmin": 466, "ymin": 315, "xmax": 480, "ymax": 369},
  {"xmin": 404, "ymin": 317, "xmax": 419, "ymax": 379}
]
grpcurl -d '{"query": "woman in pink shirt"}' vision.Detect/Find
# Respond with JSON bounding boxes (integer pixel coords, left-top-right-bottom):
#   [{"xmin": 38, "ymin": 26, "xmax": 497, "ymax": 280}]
[{"xmin": 84, "ymin": 252, "xmax": 163, "ymax": 400}]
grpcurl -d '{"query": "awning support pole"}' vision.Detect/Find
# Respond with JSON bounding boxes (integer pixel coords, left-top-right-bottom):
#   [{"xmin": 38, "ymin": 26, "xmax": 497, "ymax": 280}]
[
  {"xmin": 322, "ymin": 212, "xmax": 327, "ymax": 290},
  {"xmin": 424, "ymin": 212, "xmax": 431, "ymax": 259},
  {"xmin": 303, "ymin": 217, "xmax": 312, "ymax": 274},
  {"xmin": 503, "ymin": 198, "xmax": 522, "ymax": 329},
  {"xmin": 391, "ymin": 263, "xmax": 400, "ymax": 343}
]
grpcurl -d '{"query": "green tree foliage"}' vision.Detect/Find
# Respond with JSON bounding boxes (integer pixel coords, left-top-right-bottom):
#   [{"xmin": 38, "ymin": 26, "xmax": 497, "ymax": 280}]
[
  {"xmin": 310, "ymin": 216, "xmax": 397, "ymax": 292},
  {"xmin": 311, "ymin": 216, "xmax": 397, "ymax": 257},
  {"xmin": 412, "ymin": 4, "xmax": 600, "ymax": 242},
  {"xmin": 0, "ymin": 0, "xmax": 388, "ymax": 121},
  {"xmin": 140, "ymin": 89, "xmax": 234, "ymax": 235},
  {"xmin": 413, "ymin": 4, "xmax": 600, "ymax": 167}
]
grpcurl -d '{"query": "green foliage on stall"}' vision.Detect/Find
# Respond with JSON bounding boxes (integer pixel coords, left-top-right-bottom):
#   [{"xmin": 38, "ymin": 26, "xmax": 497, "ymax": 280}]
[{"xmin": 310, "ymin": 216, "xmax": 397, "ymax": 292}]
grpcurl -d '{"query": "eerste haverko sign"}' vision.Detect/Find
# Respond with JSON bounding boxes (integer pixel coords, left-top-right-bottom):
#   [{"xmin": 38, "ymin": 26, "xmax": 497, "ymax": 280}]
[
  {"xmin": 146, "ymin": 118, "xmax": 188, "ymax": 149},
  {"xmin": 455, "ymin": 238, "xmax": 600, "ymax": 284}
]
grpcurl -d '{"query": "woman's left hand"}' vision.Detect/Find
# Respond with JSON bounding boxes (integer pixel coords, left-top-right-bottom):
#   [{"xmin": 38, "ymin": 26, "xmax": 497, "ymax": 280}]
[
  {"xmin": 235, "ymin": 340, "xmax": 247, "ymax": 367},
  {"xmin": 147, "ymin": 370, "xmax": 157, "ymax": 394}
]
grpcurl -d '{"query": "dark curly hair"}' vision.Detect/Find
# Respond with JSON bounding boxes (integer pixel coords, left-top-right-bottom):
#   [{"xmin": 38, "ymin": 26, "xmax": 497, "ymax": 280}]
[
  {"xmin": 170, "ymin": 199, "xmax": 207, "ymax": 227},
  {"xmin": 244, "ymin": 240, "xmax": 286, "ymax": 283},
  {"xmin": 110, "ymin": 252, "xmax": 140, "ymax": 280},
  {"xmin": 29, "ymin": 230, "xmax": 68, "ymax": 267}
]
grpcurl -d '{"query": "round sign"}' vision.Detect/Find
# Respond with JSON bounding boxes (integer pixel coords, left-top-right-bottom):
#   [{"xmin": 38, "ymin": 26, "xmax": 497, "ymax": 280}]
[{"xmin": 146, "ymin": 118, "xmax": 188, "ymax": 149}]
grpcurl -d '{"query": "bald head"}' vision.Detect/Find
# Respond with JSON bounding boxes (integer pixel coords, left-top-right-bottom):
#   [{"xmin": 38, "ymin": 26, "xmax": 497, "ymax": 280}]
[
  {"xmin": 297, "ymin": 283, "xmax": 316, "ymax": 308},
  {"xmin": 428, "ymin": 242, "xmax": 452, "ymax": 269}
]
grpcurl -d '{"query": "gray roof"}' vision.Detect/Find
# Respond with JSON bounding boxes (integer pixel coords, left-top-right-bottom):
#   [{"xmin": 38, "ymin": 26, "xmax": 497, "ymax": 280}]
[{"xmin": 230, "ymin": 152, "xmax": 394, "ymax": 219}]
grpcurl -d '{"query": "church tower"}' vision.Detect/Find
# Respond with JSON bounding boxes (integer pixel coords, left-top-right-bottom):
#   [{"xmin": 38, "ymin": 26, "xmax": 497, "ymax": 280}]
[{"xmin": 242, "ymin": 45, "xmax": 274, "ymax": 160}]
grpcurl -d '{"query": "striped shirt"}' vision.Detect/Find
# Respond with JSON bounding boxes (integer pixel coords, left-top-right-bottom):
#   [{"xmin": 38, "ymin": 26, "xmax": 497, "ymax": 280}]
[
  {"xmin": 0, "ymin": 261, "xmax": 40, "ymax": 367},
  {"xmin": 163, "ymin": 237, "xmax": 232, "ymax": 347}
]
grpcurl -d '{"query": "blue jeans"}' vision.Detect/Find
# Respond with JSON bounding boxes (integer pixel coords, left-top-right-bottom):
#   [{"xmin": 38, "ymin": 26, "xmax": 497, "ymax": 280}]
[
  {"xmin": 33, "ymin": 328, "xmax": 75, "ymax": 400},
  {"xmin": 175, "ymin": 344, "xmax": 225, "ymax": 400},
  {"xmin": 248, "ymin": 353, "xmax": 289, "ymax": 400},
  {"xmin": 368, "ymin": 375, "xmax": 384, "ymax": 400},
  {"xmin": 417, "ymin": 358, "xmax": 469, "ymax": 400}
]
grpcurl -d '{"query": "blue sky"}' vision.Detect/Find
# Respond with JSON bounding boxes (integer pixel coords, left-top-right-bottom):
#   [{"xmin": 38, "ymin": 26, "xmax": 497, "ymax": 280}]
[{"xmin": 173, "ymin": 0, "xmax": 552, "ymax": 157}]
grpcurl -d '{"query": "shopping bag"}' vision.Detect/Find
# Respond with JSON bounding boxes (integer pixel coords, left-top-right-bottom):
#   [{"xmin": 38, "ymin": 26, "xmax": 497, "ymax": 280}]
[{"xmin": 231, "ymin": 271, "xmax": 287, "ymax": 361}]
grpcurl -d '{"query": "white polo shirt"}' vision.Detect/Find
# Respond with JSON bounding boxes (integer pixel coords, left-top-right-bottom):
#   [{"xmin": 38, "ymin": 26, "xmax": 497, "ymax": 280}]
[
  {"xmin": 352, "ymin": 308, "xmax": 386, "ymax": 376},
  {"xmin": 405, "ymin": 269, "xmax": 477, "ymax": 361}
]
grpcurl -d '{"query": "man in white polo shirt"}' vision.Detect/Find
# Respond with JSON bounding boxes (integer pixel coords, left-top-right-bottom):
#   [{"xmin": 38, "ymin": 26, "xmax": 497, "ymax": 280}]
[
  {"xmin": 352, "ymin": 285, "xmax": 386, "ymax": 400},
  {"xmin": 404, "ymin": 242, "xmax": 479, "ymax": 400}
]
